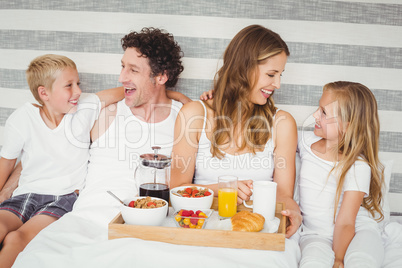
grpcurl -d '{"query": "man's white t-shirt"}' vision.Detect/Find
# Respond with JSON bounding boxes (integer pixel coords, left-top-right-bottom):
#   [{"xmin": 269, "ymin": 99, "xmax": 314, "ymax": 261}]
[
  {"xmin": 298, "ymin": 131, "xmax": 372, "ymax": 238},
  {"xmin": 0, "ymin": 94, "xmax": 101, "ymax": 196}
]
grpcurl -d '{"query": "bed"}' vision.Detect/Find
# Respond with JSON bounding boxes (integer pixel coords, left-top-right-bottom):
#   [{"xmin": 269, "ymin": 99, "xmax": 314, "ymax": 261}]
[{"xmin": 12, "ymin": 150, "xmax": 402, "ymax": 268}]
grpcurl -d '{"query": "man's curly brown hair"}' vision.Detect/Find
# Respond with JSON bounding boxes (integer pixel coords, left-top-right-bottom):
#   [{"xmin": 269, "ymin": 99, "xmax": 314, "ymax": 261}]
[{"xmin": 121, "ymin": 27, "xmax": 184, "ymax": 88}]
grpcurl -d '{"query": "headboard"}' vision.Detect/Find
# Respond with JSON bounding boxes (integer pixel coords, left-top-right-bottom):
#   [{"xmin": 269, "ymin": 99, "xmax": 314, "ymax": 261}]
[{"xmin": 0, "ymin": 0, "xmax": 401, "ymax": 216}]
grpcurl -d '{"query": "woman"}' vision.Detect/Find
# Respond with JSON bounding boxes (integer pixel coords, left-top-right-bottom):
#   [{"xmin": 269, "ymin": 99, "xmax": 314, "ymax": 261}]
[{"xmin": 171, "ymin": 24, "xmax": 301, "ymax": 238}]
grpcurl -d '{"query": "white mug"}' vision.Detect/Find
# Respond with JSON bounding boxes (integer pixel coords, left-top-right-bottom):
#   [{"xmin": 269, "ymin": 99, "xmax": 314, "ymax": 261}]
[{"xmin": 243, "ymin": 181, "xmax": 277, "ymax": 221}]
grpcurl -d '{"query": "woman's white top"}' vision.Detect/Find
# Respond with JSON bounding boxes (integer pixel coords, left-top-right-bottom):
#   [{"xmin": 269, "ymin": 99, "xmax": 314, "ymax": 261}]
[
  {"xmin": 298, "ymin": 131, "xmax": 375, "ymax": 238},
  {"xmin": 193, "ymin": 101, "xmax": 276, "ymax": 184}
]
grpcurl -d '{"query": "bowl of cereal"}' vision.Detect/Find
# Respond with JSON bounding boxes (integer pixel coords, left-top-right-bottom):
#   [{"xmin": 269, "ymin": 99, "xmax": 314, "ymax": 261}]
[
  {"xmin": 170, "ymin": 186, "xmax": 214, "ymax": 211},
  {"xmin": 121, "ymin": 196, "xmax": 168, "ymax": 226}
]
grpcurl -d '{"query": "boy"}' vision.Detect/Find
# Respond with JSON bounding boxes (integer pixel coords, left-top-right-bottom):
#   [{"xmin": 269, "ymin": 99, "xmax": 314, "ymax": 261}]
[{"xmin": 0, "ymin": 54, "xmax": 124, "ymax": 267}]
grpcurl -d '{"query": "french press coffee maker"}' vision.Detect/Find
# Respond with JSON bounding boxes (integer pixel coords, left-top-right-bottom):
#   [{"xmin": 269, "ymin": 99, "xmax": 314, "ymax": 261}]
[{"xmin": 134, "ymin": 146, "xmax": 171, "ymax": 203}]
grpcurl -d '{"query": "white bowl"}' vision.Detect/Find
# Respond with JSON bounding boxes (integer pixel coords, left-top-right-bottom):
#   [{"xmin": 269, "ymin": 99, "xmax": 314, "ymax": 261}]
[
  {"xmin": 170, "ymin": 186, "xmax": 214, "ymax": 211},
  {"xmin": 121, "ymin": 196, "xmax": 168, "ymax": 226}
]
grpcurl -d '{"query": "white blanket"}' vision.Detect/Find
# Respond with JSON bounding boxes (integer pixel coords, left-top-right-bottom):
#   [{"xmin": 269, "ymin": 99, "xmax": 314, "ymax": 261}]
[
  {"xmin": 13, "ymin": 190, "xmax": 302, "ymax": 268},
  {"xmin": 12, "ymin": 181, "xmax": 402, "ymax": 268},
  {"xmin": 13, "ymin": 202, "xmax": 402, "ymax": 268}
]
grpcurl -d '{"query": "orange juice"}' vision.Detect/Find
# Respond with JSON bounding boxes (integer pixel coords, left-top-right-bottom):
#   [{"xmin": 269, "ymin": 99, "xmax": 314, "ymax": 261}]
[{"xmin": 218, "ymin": 188, "xmax": 237, "ymax": 218}]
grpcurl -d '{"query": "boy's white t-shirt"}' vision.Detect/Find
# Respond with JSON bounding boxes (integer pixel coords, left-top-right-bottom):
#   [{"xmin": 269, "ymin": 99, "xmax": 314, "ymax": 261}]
[
  {"xmin": 298, "ymin": 131, "xmax": 372, "ymax": 238},
  {"xmin": 0, "ymin": 94, "xmax": 101, "ymax": 197}
]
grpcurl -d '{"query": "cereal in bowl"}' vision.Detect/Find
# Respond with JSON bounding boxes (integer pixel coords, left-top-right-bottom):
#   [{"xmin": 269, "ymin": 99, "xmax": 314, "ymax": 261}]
[
  {"xmin": 128, "ymin": 196, "xmax": 166, "ymax": 208},
  {"xmin": 177, "ymin": 187, "xmax": 212, "ymax": 198}
]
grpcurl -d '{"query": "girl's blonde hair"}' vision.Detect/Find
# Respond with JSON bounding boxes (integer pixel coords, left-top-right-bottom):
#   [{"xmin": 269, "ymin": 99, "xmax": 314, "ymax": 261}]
[
  {"xmin": 326, "ymin": 81, "xmax": 384, "ymax": 221},
  {"xmin": 26, "ymin": 54, "xmax": 77, "ymax": 105},
  {"xmin": 211, "ymin": 25, "xmax": 289, "ymax": 158}
]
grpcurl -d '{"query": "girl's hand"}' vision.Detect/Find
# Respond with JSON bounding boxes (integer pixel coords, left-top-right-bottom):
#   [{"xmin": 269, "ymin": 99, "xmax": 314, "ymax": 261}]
[
  {"xmin": 281, "ymin": 209, "xmax": 302, "ymax": 238},
  {"xmin": 236, "ymin": 180, "xmax": 253, "ymax": 204},
  {"xmin": 200, "ymin": 89, "xmax": 214, "ymax": 101},
  {"xmin": 333, "ymin": 259, "xmax": 344, "ymax": 268}
]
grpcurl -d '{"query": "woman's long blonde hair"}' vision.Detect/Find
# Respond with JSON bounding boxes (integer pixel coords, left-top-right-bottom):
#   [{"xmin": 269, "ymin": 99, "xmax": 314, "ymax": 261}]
[
  {"xmin": 327, "ymin": 81, "xmax": 384, "ymax": 221},
  {"xmin": 210, "ymin": 25, "xmax": 289, "ymax": 158}
]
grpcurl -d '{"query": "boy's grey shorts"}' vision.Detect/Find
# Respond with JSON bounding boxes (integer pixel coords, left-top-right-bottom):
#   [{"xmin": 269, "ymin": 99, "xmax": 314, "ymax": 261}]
[{"xmin": 0, "ymin": 192, "xmax": 78, "ymax": 223}]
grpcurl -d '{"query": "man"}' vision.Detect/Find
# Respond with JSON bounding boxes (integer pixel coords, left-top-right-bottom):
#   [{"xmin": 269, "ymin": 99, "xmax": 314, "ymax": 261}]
[{"xmin": 71, "ymin": 27, "xmax": 188, "ymax": 225}]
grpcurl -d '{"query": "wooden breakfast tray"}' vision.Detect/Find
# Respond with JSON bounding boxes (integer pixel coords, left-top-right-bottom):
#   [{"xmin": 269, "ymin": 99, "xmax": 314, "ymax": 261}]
[{"xmin": 108, "ymin": 197, "xmax": 286, "ymax": 251}]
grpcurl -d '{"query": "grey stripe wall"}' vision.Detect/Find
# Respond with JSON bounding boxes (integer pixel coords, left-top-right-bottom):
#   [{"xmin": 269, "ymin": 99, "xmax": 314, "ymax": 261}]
[
  {"xmin": 2, "ymin": 0, "xmax": 402, "ymax": 26},
  {"xmin": 1, "ymin": 0, "xmax": 401, "ymax": 214},
  {"xmin": 2, "ymin": 30, "xmax": 402, "ymax": 68}
]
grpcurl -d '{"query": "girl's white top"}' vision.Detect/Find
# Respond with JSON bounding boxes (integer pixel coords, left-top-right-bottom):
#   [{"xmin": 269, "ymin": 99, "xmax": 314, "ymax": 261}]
[{"xmin": 298, "ymin": 131, "xmax": 374, "ymax": 238}]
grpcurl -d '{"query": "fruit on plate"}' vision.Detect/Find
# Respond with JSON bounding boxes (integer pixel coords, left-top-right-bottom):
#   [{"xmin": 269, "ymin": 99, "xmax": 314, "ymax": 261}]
[
  {"xmin": 177, "ymin": 187, "xmax": 212, "ymax": 198},
  {"xmin": 175, "ymin": 209, "xmax": 208, "ymax": 229}
]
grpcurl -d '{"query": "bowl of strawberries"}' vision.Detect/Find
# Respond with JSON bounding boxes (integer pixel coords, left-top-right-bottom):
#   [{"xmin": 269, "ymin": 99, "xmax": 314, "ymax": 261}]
[
  {"xmin": 121, "ymin": 196, "xmax": 168, "ymax": 226},
  {"xmin": 170, "ymin": 186, "xmax": 214, "ymax": 211},
  {"xmin": 173, "ymin": 208, "xmax": 213, "ymax": 229}
]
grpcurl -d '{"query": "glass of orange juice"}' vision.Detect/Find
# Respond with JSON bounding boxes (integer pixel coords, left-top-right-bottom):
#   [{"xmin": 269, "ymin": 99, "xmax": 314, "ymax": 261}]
[{"xmin": 218, "ymin": 175, "xmax": 238, "ymax": 219}]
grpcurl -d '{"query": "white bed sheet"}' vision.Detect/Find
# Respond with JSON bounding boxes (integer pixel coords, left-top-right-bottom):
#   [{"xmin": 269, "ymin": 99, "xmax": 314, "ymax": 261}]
[
  {"xmin": 12, "ymin": 193, "xmax": 301, "ymax": 268},
  {"xmin": 13, "ymin": 205, "xmax": 402, "ymax": 268},
  {"xmin": 12, "ymin": 180, "xmax": 402, "ymax": 268}
]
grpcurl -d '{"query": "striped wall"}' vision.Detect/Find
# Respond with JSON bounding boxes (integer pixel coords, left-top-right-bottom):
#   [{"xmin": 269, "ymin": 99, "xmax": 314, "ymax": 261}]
[{"xmin": 0, "ymin": 0, "xmax": 401, "ymax": 214}]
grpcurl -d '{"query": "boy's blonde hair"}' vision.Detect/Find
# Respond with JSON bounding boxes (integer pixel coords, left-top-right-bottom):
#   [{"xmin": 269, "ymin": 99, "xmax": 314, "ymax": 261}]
[
  {"xmin": 326, "ymin": 81, "xmax": 384, "ymax": 222},
  {"xmin": 26, "ymin": 54, "xmax": 77, "ymax": 105}
]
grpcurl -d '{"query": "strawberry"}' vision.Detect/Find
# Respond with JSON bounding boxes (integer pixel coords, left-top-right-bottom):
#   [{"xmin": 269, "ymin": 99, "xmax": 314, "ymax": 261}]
[
  {"xmin": 147, "ymin": 202, "xmax": 156, "ymax": 207},
  {"xmin": 190, "ymin": 214, "xmax": 198, "ymax": 225},
  {"xmin": 128, "ymin": 201, "xmax": 135, "ymax": 208},
  {"xmin": 204, "ymin": 191, "xmax": 211, "ymax": 196},
  {"xmin": 185, "ymin": 187, "xmax": 192, "ymax": 195},
  {"xmin": 182, "ymin": 193, "xmax": 190, "ymax": 198},
  {"xmin": 181, "ymin": 210, "xmax": 192, "ymax": 217}
]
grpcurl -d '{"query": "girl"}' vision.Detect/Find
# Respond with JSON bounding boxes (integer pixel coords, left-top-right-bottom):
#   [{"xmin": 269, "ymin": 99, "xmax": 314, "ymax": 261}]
[{"xmin": 298, "ymin": 81, "xmax": 384, "ymax": 268}]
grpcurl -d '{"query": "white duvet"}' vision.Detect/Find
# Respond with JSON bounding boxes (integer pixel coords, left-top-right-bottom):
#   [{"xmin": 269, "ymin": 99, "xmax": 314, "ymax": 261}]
[
  {"xmin": 13, "ymin": 184, "xmax": 304, "ymax": 268},
  {"xmin": 12, "ymin": 189, "xmax": 402, "ymax": 268}
]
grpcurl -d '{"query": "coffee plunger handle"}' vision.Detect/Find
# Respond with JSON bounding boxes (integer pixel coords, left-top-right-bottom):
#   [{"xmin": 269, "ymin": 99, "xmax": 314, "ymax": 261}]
[{"xmin": 152, "ymin": 146, "xmax": 161, "ymax": 159}]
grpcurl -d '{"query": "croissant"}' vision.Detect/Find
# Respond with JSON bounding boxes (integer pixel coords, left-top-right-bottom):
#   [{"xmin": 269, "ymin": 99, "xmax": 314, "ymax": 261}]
[{"xmin": 231, "ymin": 211, "xmax": 265, "ymax": 232}]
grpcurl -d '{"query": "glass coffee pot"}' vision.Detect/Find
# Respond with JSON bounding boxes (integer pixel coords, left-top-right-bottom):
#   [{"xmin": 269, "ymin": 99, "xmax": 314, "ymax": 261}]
[{"xmin": 134, "ymin": 146, "xmax": 171, "ymax": 204}]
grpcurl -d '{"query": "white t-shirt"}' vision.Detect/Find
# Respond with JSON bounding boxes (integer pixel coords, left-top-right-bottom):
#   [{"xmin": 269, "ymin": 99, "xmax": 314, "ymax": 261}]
[
  {"xmin": 0, "ymin": 94, "xmax": 101, "ymax": 196},
  {"xmin": 298, "ymin": 131, "xmax": 373, "ymax": 238},
  {"xmin": 72, "ymin": 99, "xmax": 182, "ymax": 225},
  {"xmin": 193, "ymin": 101, "xmax": 275, "ymax": 185}
]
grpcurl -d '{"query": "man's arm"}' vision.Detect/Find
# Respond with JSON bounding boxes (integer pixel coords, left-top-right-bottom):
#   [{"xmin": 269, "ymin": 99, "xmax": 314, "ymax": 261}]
[
  {"xmin": 166, "ymin": 90, "xmax": 192, "ymax": 104},
  {"xmin": 0, "ymin": 158, "xmax": 19, "ymax": 203},
  {"xmin": 95, "ymin": 86, "xmax": 125, "ymax": 109}
]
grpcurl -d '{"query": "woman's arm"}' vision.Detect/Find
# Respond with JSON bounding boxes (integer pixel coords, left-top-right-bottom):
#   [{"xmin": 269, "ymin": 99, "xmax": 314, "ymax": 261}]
[
  {"xmin": 332, "ymin": 191, "xmax": 365, "ymax": 267},
  {"xmin": 170, "ymin": 101, "xmax": 205, "ymax": 188},
  {"xmin": 166, "ymin": 90, "xmax": 192, "ymax": 104},
  {"xmin": 272, "ymin": 110, "xmax": 301, "ymax": 238},
  {"xmin": 95, "ymin": 86, "xmax": 125, "ymax": 109}
]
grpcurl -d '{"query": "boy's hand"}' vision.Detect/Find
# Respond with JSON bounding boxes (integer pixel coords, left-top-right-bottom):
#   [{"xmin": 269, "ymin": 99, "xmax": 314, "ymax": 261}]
[
  {"xmin": 200, "ymin": 89, "xmax": 214, "ymax": 101},
  {"xmin": 0, "ymin": 188, "xmax": 13, "ymax": 203}
]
